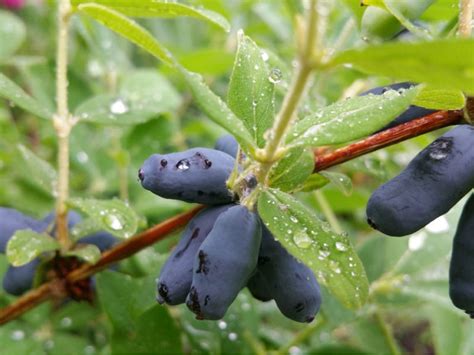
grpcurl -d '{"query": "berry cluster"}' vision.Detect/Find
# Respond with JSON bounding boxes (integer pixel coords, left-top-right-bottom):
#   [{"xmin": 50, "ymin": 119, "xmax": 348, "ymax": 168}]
[
  {"xmin": 138, "ymin": 139, "xmax": 322, "ymax": 322},
  {"xmin": 0, "ymin": 208, "xmax": 117, "ymax": 296}
]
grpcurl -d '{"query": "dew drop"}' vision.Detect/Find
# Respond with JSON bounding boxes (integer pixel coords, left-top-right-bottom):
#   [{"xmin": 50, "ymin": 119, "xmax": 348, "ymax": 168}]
[
  {"xmin": 104, "ymin": 214, "xmax": 123, "ymax": 231},
  {"xmin": 268, "ymin": 68, "xmax": 282, "ymax": 84},
  {"xmin": 176, "ymin": 159, "xmax": 190, "ymax": 171},
  {"xmin": 228, "ymin": 332, "xmax": 238, "ymax": 341},
  {"xmin": 10, "ymin": 330, "xmax": 25, "ymax": 341},
  {"xmin": 218, "ymin": 320, "xmax": 227, "ymax": 330},
  {"xmin": 260, "ymin": 51, "xmax": 269, "ymax": 62},
  {"xmin": 293, "ymin": 231, "xmax": 312, "ymax": 249},
  {"xmin": 109, "ymin": 98, "xmax": 129, "ymax": 115},
  {"xmin": 335, "ymin": 241, "xmax": 348, "ymax": 252}
]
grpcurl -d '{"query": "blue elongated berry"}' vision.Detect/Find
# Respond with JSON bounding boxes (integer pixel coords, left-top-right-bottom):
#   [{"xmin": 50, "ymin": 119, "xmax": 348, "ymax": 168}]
[
  {"xmin": 214, "ymin": 134, "xmax": 239, "ymax": 159},
  {"xmin": 250, "ymin": 227, "xmax": 321, "ymax": 323},
  {"xmin": 247, "ymin": 271, "xmax": 272, "ymax": 302},
  {"xmin": 186, "ymin": 205, "xmax": 261, "ymax": 320},
  {"xmin": 367, "ymin": 125, "xmax": 474, "ymax": 236},
  {"xmin": 157, "ymin": 204, "xmax": 232, "ymax": 305},
  {"xmin": 139, "ymin": 148, "xmax": 236, "ymax": 205},
  {"xmin": 2, "ymin": 260, "xmax": 40, "ymax": 296},
  {"xmin": 450, "ymin": 194, "xmax": 474, "ymax": 318}
]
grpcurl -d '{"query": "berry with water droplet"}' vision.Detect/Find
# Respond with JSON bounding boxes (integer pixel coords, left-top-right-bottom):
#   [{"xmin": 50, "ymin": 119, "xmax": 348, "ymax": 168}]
[{"xmin": 139, "ymin": 148, "xmax": 236, "ymax": 205}]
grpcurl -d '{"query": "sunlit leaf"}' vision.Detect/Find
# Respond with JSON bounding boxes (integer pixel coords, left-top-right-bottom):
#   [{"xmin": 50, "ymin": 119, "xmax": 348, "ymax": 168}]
[
  {"xmin": 77, "ymin": 3, "xmax": 173, "ymax": 65},
  {"xmin": 413, "ymin": 85, "xmax": 465, "ymax": 110},
  {"xmin": 68, "ymin": 198, "xmax": 138, "ymax": 239},
  {"xmin": 329, "ymin": 39, "xmax": 474, "ymax": 95},
  {"xmin": 287, "ymin": 87, "xmax": 417, "ymax": 148},
  {"xmin": 258, "ymin": 189, "xmax": 369, "ymax": 309},
  {"xmin": 6, "ymin": 230, "xmax": 59, "ymax": 266},
  {"xmin": 228, "ymin": 31, "xmax": 275, "ymax": 148},
  {"xmin": 72, "ymin": 0, "xmax": 229, "ymax": 32},
  {"xmin": 269, "ymin": 147, "xmax": 314, "ymax": 191},
  {"xmin": 65, "ymin": 244, "xmax": 101, "ymax": 264}
]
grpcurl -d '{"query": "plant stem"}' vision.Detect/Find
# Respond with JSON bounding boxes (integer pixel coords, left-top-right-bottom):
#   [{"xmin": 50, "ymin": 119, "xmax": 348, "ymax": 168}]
[
  {"xmin": 274, "ymin": 317, "xmax": 326, "ymax": 355},
  {"xmin": 314, "ymin": 190, "xmax": 343, "ymax": 234},
  {"xmin": 54, "ymin": 0, "xmax": 72, "ymax": 249},
  {"xmin": 314, "ymin": 110, "xmax": 463, "ymax": 172},
  {"xmin": 257, "ymin": 0, "xmax": 318, "ymax": 183},
  {"xmin": 459, "ymin": 0, "xmax": 473, "ymax": 38},
  {"xmin": 374, "ymin": 309, "xmax": 401, "ymax": 355}
]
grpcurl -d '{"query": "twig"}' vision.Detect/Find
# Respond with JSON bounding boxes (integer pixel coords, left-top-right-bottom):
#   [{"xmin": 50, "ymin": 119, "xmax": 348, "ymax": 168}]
[
  {"xmin": 0, "ymin": 281, "xmax": 65, "ymax": 325},
  {"xmin": 54, "ymin": 0, "xmax": 73, "ymax": 249},
  {"xmin": 374, "ymin": 309, "xmax": 401, "ymax": 355},
  {"xmin": 314, "ymin": 110, "xmax": 463, "ymax": 172}
]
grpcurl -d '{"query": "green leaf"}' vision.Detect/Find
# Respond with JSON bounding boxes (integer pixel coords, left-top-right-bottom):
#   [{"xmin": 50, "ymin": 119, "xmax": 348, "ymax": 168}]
[
  {"xmin": 0, "ymin": 73, "xmax": 53, "ymax": 120},
  {"xmin": 77, "ymin": 3, "xmax": 173, "ymax": 65},
  {"xmin": 429, "ymin": 306, "xmax": 464, "ymax": 355},
  {"xmin": 329, "ymin": 39, "xmax": 474, "ymax": 95},
  {"xmin": 320, "ymin": 171, "xmax": 353, "ymax": 196},
  {"xmin": 75, "ymin": 69, "xmax": 181, "ymax": 125},
  {"xmin": 228, "ymin": 31, "xmax": 275, "ymax": 148},
  {"xmin": 6, "ymin": 230, "xmax": 60, "ymax": 266},
  {"xmin": 269, "ymin": 147, "xmax": 314, "ymax": 192},
  {"xmin": 413, "ymin": 85, "xmax": 466, "ymax": 110},
  {"xmin": 421, "ymin": 0, "xmax": 458, "ymax": 21},
  {"xmin": 68, "ymin": 198, "xmax": 138, "ymax": 239},
  {"xmin": 341, "ymin": 0, "xmax": 366, "ymax": 24},
  {"xmin": 299, "ymin": 173, "xmax": 330, "ymax": 192},
  {"xmin": 176, "ymin": 65, "xmax": 257, "ymax": 155},
  {"xmin": 17, "ymin": 144, "xmax": 57, "ymax": 195},
  {"xmin": 0, "ymin": 10, "xmax": 26, "ymax": 62},
  {"xmin": 70, "ymin": 218, "xmax": 103, "ymax": 241},
  {"xmin": 65, "ymin": 244, "xmax": 101, "ymax": 264},
  {"xmin": 287, "ymin": 87, "xmax": 417, "ymax": 148},
  {"xmin": 179, "ymin": 48, "xmax": 234, "ymax": 75},
  {"xmin": 96, "ymin": 271, "xmax": 156, "ymax": 332},
  {"xmin": 72, "ymin": 0, "xmax": 230, "ymax": 32},
  {"xmin": 258, "ymin": 189, "xmax": 369, "ymax": 310},
  {"xmin": 111, "ymin": 305, "xmax": 182, "ymax": 354}
]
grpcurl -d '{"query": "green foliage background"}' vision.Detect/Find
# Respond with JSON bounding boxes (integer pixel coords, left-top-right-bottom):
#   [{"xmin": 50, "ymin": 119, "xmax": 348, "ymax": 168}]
[{"xmin": 0, "ymin": 0, "xmax": 473, "ymax": 354}]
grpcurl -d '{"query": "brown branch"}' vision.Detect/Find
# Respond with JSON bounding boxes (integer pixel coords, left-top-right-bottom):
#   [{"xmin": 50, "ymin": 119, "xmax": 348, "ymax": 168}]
[
  {"xmin": 0, "ymin": 280, "xmax": 64, "ymax": 325},
  {"xmin": 67, "ymin": 206, "xmax": 203, "ymax": 283},
  {"xmin": 0, "ymin": 110, "xmax": 464, "ymax": 325},
  {"xmin": 0, "ymin": 206, "xmax": 202, "ymax": 325},
  {"xmin": 314, "ymin": 110, "xmax": 463, "ymax": 172}
]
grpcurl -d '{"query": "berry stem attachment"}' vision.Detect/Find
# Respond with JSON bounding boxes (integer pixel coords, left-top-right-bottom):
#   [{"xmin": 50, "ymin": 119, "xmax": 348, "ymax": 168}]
[{"xmin": 54, "ymin": 0, "xmax": 73, "ymax": 250}]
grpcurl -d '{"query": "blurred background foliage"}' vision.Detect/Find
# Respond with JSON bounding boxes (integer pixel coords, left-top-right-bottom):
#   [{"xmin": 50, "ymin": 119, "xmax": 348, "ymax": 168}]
[{"xmin": 0, "ymin": 0, "xmax": 473, "ymax": 354}]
